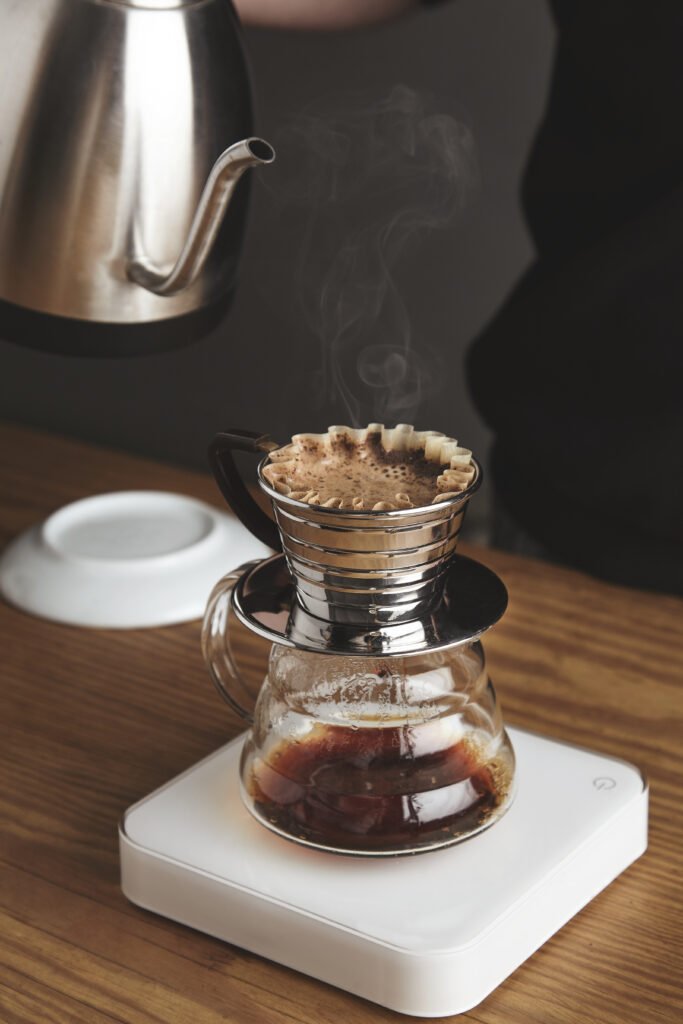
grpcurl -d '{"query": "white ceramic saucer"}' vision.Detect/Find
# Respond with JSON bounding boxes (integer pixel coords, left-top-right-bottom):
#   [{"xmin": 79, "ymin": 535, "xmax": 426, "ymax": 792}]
[{"xmin": 0, "ymin": 491, "xmax": 272, "ymax": 628}]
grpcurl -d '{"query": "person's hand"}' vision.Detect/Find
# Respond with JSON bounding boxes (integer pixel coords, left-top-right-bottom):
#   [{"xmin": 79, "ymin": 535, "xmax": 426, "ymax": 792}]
[{"xmin": 233, "ymin": 0, "xmax": 416, "ymax": 30}]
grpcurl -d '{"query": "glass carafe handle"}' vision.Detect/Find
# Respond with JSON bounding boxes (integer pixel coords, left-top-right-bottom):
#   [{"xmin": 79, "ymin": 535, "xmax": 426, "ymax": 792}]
[{"xmin": 201, "ymin": 560, "xmax": 263, "ymax": 723}]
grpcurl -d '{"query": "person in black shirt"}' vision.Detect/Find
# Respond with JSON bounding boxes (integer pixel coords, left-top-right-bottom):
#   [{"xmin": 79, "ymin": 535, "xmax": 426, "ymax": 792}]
[
  {"xmin": 236, "ymin": 0, "xmax": 683, "ymax": 595},
  {"xmin": 467, "ymin": 1, "xmax": 683, "ymax": 595}
]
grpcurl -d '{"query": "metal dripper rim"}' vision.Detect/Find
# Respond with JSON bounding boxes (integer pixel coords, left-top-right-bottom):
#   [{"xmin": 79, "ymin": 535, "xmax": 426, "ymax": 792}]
[{"xmin": 231, "ymin": 553, "xmax": 508, "ymax": 658}]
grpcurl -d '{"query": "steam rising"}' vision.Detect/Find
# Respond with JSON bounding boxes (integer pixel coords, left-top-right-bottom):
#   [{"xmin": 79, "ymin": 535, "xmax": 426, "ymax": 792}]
[{"xmin": 272, "ymin": 86, "xmax": 476, "ymax": 424}]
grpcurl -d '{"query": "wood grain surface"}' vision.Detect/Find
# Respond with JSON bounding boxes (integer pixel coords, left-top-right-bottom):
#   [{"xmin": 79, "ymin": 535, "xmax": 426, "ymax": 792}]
[{"xmin": 1, "ymin": 422, "xmax": 681, "ymax": 1024}]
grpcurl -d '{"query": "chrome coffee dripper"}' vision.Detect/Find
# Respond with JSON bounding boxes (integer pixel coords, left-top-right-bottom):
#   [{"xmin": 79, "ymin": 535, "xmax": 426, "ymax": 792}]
[{"xmin": 202, "ymin": 428, "xmax": 515, "ymax": 856}]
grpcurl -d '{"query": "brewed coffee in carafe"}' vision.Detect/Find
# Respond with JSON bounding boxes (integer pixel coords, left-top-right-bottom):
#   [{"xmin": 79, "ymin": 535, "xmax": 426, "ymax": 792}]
[{"xmin": 242, "ymin": 645, "xmax": 514, "ymax": 855}]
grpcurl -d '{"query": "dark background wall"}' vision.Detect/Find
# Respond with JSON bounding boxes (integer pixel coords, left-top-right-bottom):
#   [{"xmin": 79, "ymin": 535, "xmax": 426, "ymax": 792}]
[{"xmin": 0, "ymin": 0, "xmax": 554, "ymax": 533}]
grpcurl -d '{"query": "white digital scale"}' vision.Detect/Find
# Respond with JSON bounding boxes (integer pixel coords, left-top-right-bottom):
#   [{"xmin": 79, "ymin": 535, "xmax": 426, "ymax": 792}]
[{"xmin": 120, "ymin": 726, "xmax": 647, "ymax": 1017}]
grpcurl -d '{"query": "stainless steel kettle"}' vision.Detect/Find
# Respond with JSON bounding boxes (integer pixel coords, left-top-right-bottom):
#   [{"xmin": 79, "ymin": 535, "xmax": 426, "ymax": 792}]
[{"xmin": 0, "ymin": 0, "xmax": 274, "ymax": 355}]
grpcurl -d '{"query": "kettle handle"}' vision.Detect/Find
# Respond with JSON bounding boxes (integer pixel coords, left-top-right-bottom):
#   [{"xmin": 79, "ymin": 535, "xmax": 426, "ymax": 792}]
[
  {"xmin": 201, "ymin": 561, "xmax": 266, "ymax": 724},
  {"xmin": 208, "ymin": 429, "xmax": 283, "ymax": 552}
]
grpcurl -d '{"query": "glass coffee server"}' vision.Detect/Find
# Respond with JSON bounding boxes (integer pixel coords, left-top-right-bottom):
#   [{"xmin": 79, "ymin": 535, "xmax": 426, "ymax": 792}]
[{"xmin": 202, "ymin": 428, "xmax": 516, "ymax": 856}]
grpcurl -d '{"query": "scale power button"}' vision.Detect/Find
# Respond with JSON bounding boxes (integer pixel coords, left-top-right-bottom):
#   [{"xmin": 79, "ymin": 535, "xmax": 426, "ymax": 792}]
[{"xmin": 593, "ymin": 777, "xmax": 617, "ymax": 790}]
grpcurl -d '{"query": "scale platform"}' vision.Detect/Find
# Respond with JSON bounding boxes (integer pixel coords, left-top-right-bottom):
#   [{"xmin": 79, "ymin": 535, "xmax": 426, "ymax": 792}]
[{"xmin": 120, "ymin": 728, "xmax": 647, "ymax": 1017}]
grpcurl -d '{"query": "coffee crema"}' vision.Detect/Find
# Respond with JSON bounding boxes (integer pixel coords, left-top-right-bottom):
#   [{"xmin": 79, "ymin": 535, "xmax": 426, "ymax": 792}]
[{"xmin": 261, "ymin": 423, "xmax": 476, "ymax": 510}]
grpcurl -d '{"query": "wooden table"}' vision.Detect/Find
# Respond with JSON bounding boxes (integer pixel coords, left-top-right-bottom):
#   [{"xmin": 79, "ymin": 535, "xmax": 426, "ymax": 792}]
[{"xmin": 1, "ymin": 422, "xmax": 681, "ymax": 1024}]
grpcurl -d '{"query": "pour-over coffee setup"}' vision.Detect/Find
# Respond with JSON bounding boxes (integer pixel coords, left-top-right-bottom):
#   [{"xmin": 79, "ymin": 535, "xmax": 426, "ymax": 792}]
[
  {"xmin": 202, "ymin": 425, "xmax": 515, "ymax": 856},
  {"xmin": 0, "ymin": 3, "xmax": 648, "ymax": 1011},
  {"xmin": 120, "ymin": 424, "xmax": 648, "ymax": 1016}
]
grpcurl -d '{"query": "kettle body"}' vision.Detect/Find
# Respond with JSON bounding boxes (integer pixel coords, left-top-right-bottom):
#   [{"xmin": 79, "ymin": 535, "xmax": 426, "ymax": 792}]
[{"xmin": 0, "ymin": 0, "xmax": 271, "ymax": 354}]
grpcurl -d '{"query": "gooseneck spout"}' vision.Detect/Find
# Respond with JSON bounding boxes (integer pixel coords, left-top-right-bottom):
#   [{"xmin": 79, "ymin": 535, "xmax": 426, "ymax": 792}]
[{"xmin": 128, "ymin": 137, "xmax": 275, "ymax": 297}]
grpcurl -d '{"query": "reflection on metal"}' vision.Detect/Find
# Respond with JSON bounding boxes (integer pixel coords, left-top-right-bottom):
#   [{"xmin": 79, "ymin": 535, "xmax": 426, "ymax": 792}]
[
  {"xmin": 0, "ymin": 0, "xmax": 274, "ymax": 330},
  {"xmin": 232, "ymin": 552, "xmax": 509, "ymax": 657}
]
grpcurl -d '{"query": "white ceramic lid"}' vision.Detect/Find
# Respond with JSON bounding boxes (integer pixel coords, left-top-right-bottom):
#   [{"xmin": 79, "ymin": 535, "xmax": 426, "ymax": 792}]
[{"xmin": 0, "ymin": 491, "xmax": 272, "ymax": 628}]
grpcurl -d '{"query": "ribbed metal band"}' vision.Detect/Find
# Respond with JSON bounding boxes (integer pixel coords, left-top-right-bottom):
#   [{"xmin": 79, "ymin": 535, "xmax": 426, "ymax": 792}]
[{"xmin": 258, "ymin": 457, "xmax": 481, "ymax": 628}]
